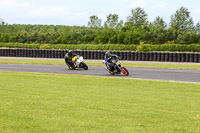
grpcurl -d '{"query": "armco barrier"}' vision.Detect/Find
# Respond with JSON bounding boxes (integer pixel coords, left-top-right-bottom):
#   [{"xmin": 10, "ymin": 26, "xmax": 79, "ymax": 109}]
[{"xmin": 0, "ymin": 48, "xmax": 200, "ymax": 63}]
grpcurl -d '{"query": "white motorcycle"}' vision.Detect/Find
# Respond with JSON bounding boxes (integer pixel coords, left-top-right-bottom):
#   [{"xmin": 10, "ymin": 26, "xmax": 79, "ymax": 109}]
[{"xmin": 71, "ymin": 55, "xmax": 88, "ymax": 70}]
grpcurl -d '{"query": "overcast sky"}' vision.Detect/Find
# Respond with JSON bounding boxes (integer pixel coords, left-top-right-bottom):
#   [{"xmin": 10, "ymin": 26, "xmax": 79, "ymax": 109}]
[{"xmin": 0, "ymin": 0, "xmax": 200, "ymax": 26}]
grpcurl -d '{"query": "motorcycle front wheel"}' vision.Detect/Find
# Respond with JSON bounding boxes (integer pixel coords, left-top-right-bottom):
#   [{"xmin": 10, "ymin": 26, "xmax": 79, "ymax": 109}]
[
  {"xmin": 81, "ymin": 62, "xmax": 88, "ymax": 70},
  {"xmin": 121, "ymin": 67, "xmax": 129, "ymax": 76}
]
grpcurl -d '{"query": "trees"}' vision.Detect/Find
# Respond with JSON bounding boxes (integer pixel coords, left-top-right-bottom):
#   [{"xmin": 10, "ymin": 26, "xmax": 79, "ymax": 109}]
[
  {"xmin": 0, "ymin": 7, "xmax": 200, "ymax": 45},
  {"xmin": 149, "ymin": 16, "xmax": 167, "ymax": 44},
  {"xmin": 170, "ymin": 7, "xmax": 194, "ymax": 32},
  {"xmin": 124, "ymin": 7, "xmax": 149, "ymax": 44},
  {"xmin": 104, "ymin": 14, "xmax": 123, "ymax": 29},
  {"xmin": 0, "ymin": 18, "xmax": 5, "ymax": 25},
  {"xmin": 195, "ymin": 22, "xmax": 200, "ymax": 34},
  {"xmin": 170, "ymin": 7, "xmax": 195, "ymax": 43},
  {"xmin": 152, "ymin": 16, "xmax": 167, "ymax": 30},
  {"xmin": 126, "ymin": 7, "xmax": 148, "ymax": 26},
  {"xmin": 195, "ymin": 22, "xmax": 200, "ymax": 43},
  {"xmin": 103, "ymin": 14, "xmax": 123, "ymax": 44},
  {"xmin": 88, "ymin": 15, "xmax": 102, "ymax": 28}
]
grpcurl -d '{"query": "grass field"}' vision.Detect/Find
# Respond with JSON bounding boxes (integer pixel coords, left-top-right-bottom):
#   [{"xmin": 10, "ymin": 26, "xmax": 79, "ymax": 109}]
[
  {"xmin": 0, "ymin": 71, "xmax": 200, "ymax": 132},
  {"xmin": 0, "ymin": 58, "xmax": 200, "ymax": 69}
]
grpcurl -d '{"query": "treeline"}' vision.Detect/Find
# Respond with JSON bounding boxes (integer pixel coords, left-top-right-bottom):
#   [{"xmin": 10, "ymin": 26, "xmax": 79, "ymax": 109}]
[{"xmin": 0, "ymin": 6, "xmax": 200, "ymax": 45}]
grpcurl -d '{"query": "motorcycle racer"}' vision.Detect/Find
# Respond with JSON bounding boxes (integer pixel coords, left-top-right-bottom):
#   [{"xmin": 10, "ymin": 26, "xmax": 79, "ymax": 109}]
[
  {"xmin": 64, "ymin": 50, "xmax": 77, "ymax": 70},
  {"xmin": 104, "ymin": 51, "xmax": 119, "ymax": 74}
]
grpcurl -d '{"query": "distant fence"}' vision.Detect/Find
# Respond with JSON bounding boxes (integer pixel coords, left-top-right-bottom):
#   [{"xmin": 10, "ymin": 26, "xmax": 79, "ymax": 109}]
[{"xmin": 0, "ymin": 49, "xmax": 200, "ymax": 63}]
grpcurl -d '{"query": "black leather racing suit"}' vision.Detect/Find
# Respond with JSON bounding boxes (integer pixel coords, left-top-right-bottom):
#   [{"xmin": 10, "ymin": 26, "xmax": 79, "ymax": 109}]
[{"xmin": 64, "ymin": 53, "xmax": 77, "ymax": 69}]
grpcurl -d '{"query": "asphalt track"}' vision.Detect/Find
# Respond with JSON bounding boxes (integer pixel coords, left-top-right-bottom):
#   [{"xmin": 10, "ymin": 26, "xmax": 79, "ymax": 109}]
[{"xmin": 0, "ymin": 63, "xmax": 200, "ymax": 83}]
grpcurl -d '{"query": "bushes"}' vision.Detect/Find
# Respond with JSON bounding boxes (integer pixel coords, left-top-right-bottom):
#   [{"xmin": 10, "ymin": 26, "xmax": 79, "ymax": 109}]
[
  {"xmin": 0, "ymin": 43, "xmax": 137, "ymax": 51},
  {"xmin": 0, "ymin": 43, "xmax": 40, "ymax": 49},
  {"xmin": 40, "ymin": 44, "xmax": 50, "ymax": 49},
  {"xmin": 136, "ymin": 42, "xmax": 152, "ymax": 52},
  {"xmin": 150, "ymin": 44, "xmax": 200, "ymax": 52},
  {"xmin": 0, "ymin": 43, "xmax": 200, "ymax": 52}
]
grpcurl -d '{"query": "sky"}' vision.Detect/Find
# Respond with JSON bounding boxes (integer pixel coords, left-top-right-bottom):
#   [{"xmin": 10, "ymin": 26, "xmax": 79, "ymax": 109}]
[{"xmin": 0, "ymin": 0, "xmax": 200, "ymax": 26}]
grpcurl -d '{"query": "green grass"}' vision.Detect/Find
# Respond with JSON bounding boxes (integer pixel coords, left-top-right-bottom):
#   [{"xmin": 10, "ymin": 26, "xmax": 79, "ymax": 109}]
[
  {"xmin": 0, "ymin": 71, "xmax": 200, "ymax": 132},
  {"xmin": 0, "ymin": 58, "xmax": 200, "ymax": 69},
  {"xmin": 0, "ymin": 59, "xmax": 65, "ymax": 65}
]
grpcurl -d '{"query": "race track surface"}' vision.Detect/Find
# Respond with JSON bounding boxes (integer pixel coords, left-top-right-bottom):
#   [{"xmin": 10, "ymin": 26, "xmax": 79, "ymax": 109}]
[{"xmin": 0, "ymin": 64, "xmax": 200, "ymax": 83}]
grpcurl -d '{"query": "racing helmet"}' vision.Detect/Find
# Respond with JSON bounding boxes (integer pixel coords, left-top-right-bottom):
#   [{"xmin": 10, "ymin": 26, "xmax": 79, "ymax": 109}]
[
  {"xmin": 105, "ymin": 51, "xmax": 111, "ymax": 57},
  {"xmin": 68, "ymin": 50, "xmax": 73, "ymax": 57}
]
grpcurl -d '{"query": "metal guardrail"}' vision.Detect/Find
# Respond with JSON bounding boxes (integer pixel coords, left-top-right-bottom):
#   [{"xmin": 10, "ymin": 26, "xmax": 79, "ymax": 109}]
[{"xmin": 0, "ymin": 49, "xmax": 200, "ymax": 63}]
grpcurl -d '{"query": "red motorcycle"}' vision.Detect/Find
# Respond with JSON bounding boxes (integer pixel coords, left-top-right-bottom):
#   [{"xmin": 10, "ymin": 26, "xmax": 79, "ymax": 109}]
[{"xmin": 103, "ymin": 59, "xmax": 129, "ymax": 76}]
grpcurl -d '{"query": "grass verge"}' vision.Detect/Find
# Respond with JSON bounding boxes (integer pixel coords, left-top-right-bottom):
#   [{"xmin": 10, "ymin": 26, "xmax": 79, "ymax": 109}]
[
  {"xmin": 0, "ymin": 71, "xmax": 200, "ymax": 132},
  {"xmin": 0, "ymin": 58, "xmax": 200, "ymax": 69}
]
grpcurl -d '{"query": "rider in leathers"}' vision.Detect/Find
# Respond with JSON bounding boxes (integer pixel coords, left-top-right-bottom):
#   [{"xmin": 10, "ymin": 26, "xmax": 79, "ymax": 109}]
[
  {"xmin": 104, "ymin": 51, "xmax": 119, "ymax": 74},
  {"xmin": 64, "ymin": 50, "xmax": 77, "ymax": 70}
]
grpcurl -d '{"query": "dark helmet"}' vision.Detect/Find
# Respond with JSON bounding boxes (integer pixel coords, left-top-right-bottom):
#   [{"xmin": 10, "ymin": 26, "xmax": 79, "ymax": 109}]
[
  {"xmin": 105, "ymin": 51, "xmax": 111, "ymax": 57},
  {"xmin": 68, "ymin": 50, "xmax": 73, "ymax": 57}
]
